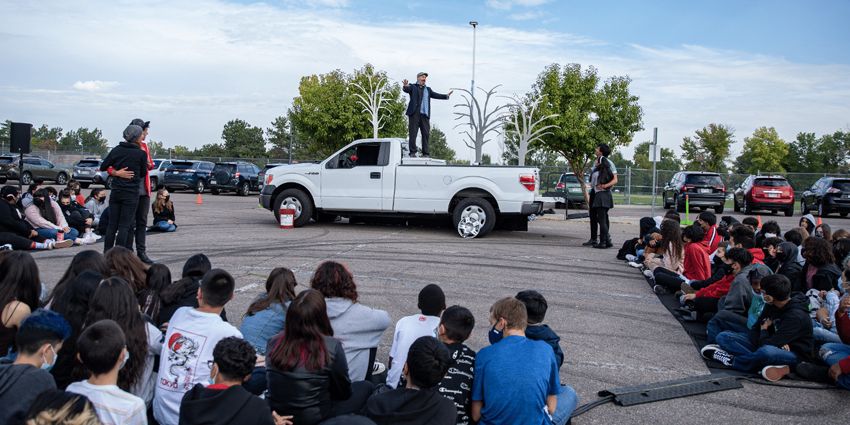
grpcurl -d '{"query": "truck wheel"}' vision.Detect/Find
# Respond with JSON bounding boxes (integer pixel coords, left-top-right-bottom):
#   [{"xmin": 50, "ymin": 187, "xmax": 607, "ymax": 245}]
[
  {"xmin": 453, "ymin": 198, "xmax": 496, "ymax": 239},
  {"xmin": 274, "ymin": 188, "xmax": 313, "ymax": 228}
]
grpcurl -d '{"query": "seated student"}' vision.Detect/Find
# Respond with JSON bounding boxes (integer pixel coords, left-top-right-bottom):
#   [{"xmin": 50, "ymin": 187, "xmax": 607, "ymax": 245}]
[
  {"xmin": 800, "ymin": 213, "xmax": 817, "ymax": 235},
  {"xmin": 436, "ymin": 306, "xmax": 476, "ymax": 425},
  {"xmin": 645, "ymin": 219, "xmax": 685, "ymax": 293},
  {"xmin": 266, "ymin": 289, "xmax": 374, "ymax": 425},
  {"xmin": 816, "ymin": 296, "xmax": 850, "ymax": 390},
  {"xmin": 142, "ymin": 263, "xmax": 171, "ymax": 322},
  {"xmin": 0, "ymin": 251, "xmax": 42, "ymax": 357},
  {"xmin": 833, "ymin": 238, "xmax": 850, "ymax": 269},
  {"xmin": 702, "ymin": 275, "xmax": 814, "ymax": 382},
  {"xmin": 682, "ymin": 244, "xmax": 736, "ymax": 321},
  {"xmin": 490, "ymin": 290, "xmax": 564, "ymax": 369},
  {"xmin": 50, "ymin": 271, "xmax": 102, "ymax": 390},
  {"xmin": 364, "ymin": 336, "xmax": 457, "ymax": 425},
  {"xmin": 761, "ymin": 236, "xmax": 784, "ymax": 272},
  {"xmin": 157, "ymin": 254, "xmax": 226, "ymax": 328},
  {"xmin": 67, "ymin": 180, "xmax": 86, "ymax": 206},
  {"xmin": 704, "ymin": 248, "xmax": 761, "ymax": 344},
  {"xmin": 67, "ymin": 319, "xmax": 147, "ymax": 425},
  {"xmin": 696, "ymin": 211, "xmax": 721, "ymax": 255},
  {"xmin": 25, "ymin": 188, "xmax": 81, "ymax": 244},
  {"xmin": 741, "ymin": 216, "xmax": 759, "ymax": 233},
  {"xmin": 150, "ymin": 189, "xmax": 177, "ymax": 232},
  {"xmin": 472, "ymin": 298, "xmax": 578, "ymax": 425},
  {"xmin": 105, "ymin": 246, "xmax": 150, "ymax": 307},
  {"xmin": 655, "ymin": 224, "xmax": 711, "ymax": 293},
  {"xmin": 58, "ymin": 189, "xmax": 93, "ymax": 238},
  {"xmin": 387, "ymin": 284, "xmax": 445, "ymax": 388},
  {"xmin": 815, "ymin": 223, "xmax": 832, "ymax": 241},
  {"xmin": 179, "ymin": 337, "xmax": 277, "ymax": 425},
  {"xmin": 797, "ymin": 237, "xmax": 841, "ymax": 293},
  {"xmin": 311, "ymin": 261, "xmax": 391, "ymax": 382},
  {"xmin": 776, "ymin": 241, "xmax": 804, "ymax": 284},
  {"xmin": 619, "ymin": 217, "xmax": 658, "ymax": 261},
  {"xmin": 18, "ymin": 180, "xmax": 44, "ymax": 210},
  {"xmin": 756, "ymin": 221, "xmax": 782, "ymax": 247},
  {"xmin": 0, "ymin": 186, "xmax": 66, "ymax": 250},
  {"xmin": 241, "ymin": 267, "xmax": 297, "ymax": 356},
  {"xmin": 154, "ymin": 269, "xmax": 243, "ymax": 425},
  {"xmin": 0, "ymin": 309, "xmax": 71, "ymax": 425},
  {"xmin": 84, "ymin": 188, "xmax": 108, "ymax": 229},
  {"xmin": 23, "ymin": 389, "xmax": 101, "ymax": 425},
  {"xmin": 687, "ymin": 241, "xmax": 731, "ymax": 291}
]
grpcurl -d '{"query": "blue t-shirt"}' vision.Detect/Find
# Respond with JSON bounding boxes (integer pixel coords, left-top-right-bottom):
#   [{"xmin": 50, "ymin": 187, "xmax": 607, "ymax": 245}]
[{"xmin": 471, "ymin": 335, "xmax": 561, "ymax": 425}]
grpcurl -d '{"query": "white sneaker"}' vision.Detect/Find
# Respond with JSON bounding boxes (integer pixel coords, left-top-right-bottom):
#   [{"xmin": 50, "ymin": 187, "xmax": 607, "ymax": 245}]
[
  {"xmin": 643, "ymin": 269, "xmax": 654, "ymax": 278},
  {"xmin": 372, "ymin": 361, "xmax": 387, "ymax": 375},
  {"xmin": 53, "ymin": 239, "xmax": 74, "ymax": 249},
  {"xmin": 628, "ymin": 261, "xmax": 642, "ymax": 268},
  {"xmin": 625, "ymin": 254, "xmax": 637, "ymax": 262},
  {"xmin": 761, "ymin": 365, "xmax": 791, "ymax": 382}
]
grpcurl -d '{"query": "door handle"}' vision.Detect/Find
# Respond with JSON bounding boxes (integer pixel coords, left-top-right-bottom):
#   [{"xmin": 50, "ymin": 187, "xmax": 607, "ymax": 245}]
[{"xmin": 370, "ymin": 172, "xmax": 381, "ymax": 179}]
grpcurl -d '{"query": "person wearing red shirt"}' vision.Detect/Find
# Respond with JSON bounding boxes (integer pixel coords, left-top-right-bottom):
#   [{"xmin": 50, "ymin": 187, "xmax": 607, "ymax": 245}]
[
  {"xmin": 653, "ymin": 224, "xmax": 710, "ymax": 293},
  {"xmin": 818, "ymin": 296, "xmax": 850, "ymax": 390},
  {"xmin": 696, "ymin": 211, "xmax": 720, "ymax": 255}
]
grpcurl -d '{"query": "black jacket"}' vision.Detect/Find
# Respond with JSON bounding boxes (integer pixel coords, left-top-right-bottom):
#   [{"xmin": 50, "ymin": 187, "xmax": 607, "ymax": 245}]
[
  {"xmin": 100, "ymin": 141, "xmax": 148, "ymax": 194},
  {"xmin": 0, "ymin": 201, "xmax": 33, "ymax": 238},
  {"xmin": 749, "ymin": 293, "xmax": 814, "ymax": 360},
  {"xmin": 60, "ymin": 202, "xmax": 90, "ymax": 233},
  {"xmin": 153, "ymin": 204, "xmax": 175, "ymax": 223},
  {"xmin": 157, "ymin": 276, "xmax": 227, "ymax": 327},
  {"xmin": 266, "ymin": 336, "xmax": 351, "ymax": 425},
  {"xmin": 0, "ymin": 364, "xmax": 57, "ymax": 425},
  {"xmin": 179, "ymin": 384, "xmax": 274, "ymax": 425},
  {"xmin": 363, "ymin": 388, "xmax": 457, "ymax": 425},
  {"xmin": 403, "ymin": 84, "xmax": 448, "ymax": 117},
  {"xmin": 795, "ymin": 263, "xmax": 842, "ymax": 293},
  {"xmin": 526, "ymin": 324, "xmax": 564, "ymax": 368}
]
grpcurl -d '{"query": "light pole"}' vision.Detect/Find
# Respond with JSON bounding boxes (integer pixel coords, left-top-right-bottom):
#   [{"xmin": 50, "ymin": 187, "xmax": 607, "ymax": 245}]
[{"xmin": 469, "ymin": 21, "xmax": 478, "ymax": 95}]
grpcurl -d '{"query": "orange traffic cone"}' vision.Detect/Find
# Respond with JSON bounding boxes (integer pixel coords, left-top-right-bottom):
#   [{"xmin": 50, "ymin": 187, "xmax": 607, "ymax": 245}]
[
  {"xmin": 817, "ymin": 216, "xmax": 823, "ymax": 225},
  {"xmin": 757, "ymin": 215, "xmax": 762, "ymax": 229},
  {"xmin": 196, "ymin": 193, "xmax": 203, "ymax": 205}
]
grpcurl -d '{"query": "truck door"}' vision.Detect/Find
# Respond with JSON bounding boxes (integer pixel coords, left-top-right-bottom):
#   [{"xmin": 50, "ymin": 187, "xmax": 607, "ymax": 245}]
[{"xmin": 321, "ymin": 141, "xmax": 386, "ymax": 211}]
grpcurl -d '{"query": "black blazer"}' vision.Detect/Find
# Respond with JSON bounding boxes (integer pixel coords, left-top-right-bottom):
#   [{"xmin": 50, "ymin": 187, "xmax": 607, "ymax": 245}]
[{"xmin": 403, "ymin": 84, "xmax": 448, "ymax": 117}]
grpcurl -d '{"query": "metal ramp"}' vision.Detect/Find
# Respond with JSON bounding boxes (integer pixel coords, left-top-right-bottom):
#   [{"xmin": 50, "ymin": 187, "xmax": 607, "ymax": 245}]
[{"xmin": 597, "ymin": 374, "xmax": 743, "ymax": 407}]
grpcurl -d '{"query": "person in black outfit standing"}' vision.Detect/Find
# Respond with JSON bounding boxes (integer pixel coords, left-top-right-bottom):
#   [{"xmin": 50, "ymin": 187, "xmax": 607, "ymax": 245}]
[
  {"xmin": 127, "ymin": 118, "xmax": 156, "ymax": 264},
  {"xmin": 402, "ymin": 72, "xmax": 451, "ymax": 157},
  {"xmin": 99, "ymin": 124, "xmax": 149, "ymax": 252},
  {"xmin": 583, "ymin": 143, "xmax": 618, "ymax": 249}
]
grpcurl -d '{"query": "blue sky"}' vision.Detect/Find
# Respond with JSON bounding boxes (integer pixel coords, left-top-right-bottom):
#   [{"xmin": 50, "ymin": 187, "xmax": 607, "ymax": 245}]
[{"xmin": 1, "ymin": 0, "xmax": 849, "ymax": 163}]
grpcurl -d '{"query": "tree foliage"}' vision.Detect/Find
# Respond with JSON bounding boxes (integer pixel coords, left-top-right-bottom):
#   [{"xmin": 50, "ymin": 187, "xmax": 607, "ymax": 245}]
[
  {"xmin": 221, "ymin": 119, "xmax": 266, "ymax": 158},
  {"xmin": 57, "ymin": 128, "xmax": 109, "ymax": 155},
  {"xmin": 733, "ymin": 126, "xmax": 788, "ymax": 174},
  {"xmin": 531, "ymin": 63, "xmax": 643, "ymax": 203},
  {"xmin": 266, "ymin": 115, "xmax": 291, "ymax": 160},
  {"xmin": 428, "ymin": 127, "xmax": 456, "ymax": 161},
  {"xmin": 32, "ymin": 125, "xmax": 64, "ymax": 151},
  {"xmin": 681, "ymin": 123, "xmax": 734, "ymax": 172},
  {"xmin": 782, "ymin": 131, "xmax": 850, "ymax": 173},
  {"xmin": 632, "ymin": 141, "xmax": 682, "ymax": 171}
]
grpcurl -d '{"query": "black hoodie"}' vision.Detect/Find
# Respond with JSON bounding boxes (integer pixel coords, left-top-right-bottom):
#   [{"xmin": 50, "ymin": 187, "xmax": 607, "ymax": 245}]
[
  {"xmin": 364, "ymin": 387, "xmax": 457, "ymax": 425},
  {"xmin": 0, "ymin": 201, "xmax": 34, "ymax": 237},
  {"xmin": 179, "ymin": 383, "xmax": 274, "ymax": 425},
  {"xmin": 0, "ymin": 364, "xmax": 57, "ymax": 425},
  {"xmin": 99, "ymin": 141, "xmax": 148, "ymax": 194},
  {"xmin": 749, "ymin": 292, "xmax": 814, "ymax": 360}
]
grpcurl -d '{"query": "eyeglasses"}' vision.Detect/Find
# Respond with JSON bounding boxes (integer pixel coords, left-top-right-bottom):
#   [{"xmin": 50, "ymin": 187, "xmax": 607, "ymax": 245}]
[{"xmin": 207, "ymin": 360, "xmax": 214, "ymax": 369}]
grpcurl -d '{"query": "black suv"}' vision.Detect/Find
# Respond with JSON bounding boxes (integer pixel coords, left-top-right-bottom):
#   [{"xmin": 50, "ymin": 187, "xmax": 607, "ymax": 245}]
[
  {"xmin": 209, "ymin": 162, "xmax": 261, "ymax": 196},
  {"xmin": 801, "ymin": 177, "xmax": 850, "ymax": 218},
  {"xmin": 163, "ymin": 160, "xmax": 214, "ymax": 193},
  {"xmin": 662, "ymin": 171, "xmax": 726, "ymax": 213},
  {"xmin": 72, "ymin": 158, "xmax": 102, "ymax": 188}
]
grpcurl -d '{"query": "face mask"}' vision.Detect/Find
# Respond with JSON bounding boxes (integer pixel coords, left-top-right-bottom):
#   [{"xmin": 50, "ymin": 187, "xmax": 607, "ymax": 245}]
[
  {"xmin": 208, "ymin": 368, "xmax": 218, "ymax": 386},
  {"xmin": 41, "ymin": 345, "xmax": 57, "ymax": 371},
  {"xmin": 776, "ymin": 251, "xmax": 787, "ymax": 262},
  {"xmin": 120, "ymin": 349, "xmax": 130, "ymax": 370},
  {"xmin": 49, "ymin": 195, "xmax": 57, "ymax": 201},
  {"xmin": 488, "ymin": 326, "xmax": 503, "ymax": 344},
  {"xmin": 40, "ymin": 282, "xmax": 48, "ymax": 304}
]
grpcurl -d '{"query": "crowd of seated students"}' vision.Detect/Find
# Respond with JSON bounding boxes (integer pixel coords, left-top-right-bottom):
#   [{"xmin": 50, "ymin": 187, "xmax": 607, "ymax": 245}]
[
  {"xmin": 0, "ymin": 249, "xmax": 576, "ymax": 425},
  {"xmin": 619, "ymin": 210, "xmax": 850, "ymax": 387}
]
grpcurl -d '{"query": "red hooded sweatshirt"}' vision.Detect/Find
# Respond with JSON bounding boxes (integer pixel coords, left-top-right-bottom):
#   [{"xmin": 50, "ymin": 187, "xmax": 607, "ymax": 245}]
[
  {"xmin": 700, "ymin": 224, "xmax": 720, "ymax": 254},
  {"xmin": 683, "ymin": 242, "xmax": 711, "ymax": 281},
  {"xmin": 695, "ymin": 248, "xmax": 765, "ymax": 299},
  {"xmin": 837, "ymin": 308, "xmax": 850, "ymax": 374}
]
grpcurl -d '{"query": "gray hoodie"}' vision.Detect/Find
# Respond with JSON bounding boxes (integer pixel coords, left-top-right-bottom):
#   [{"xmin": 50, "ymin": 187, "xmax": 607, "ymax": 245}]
[
  {"xmin": 324, "ymin": 298, "xmax": 391, "ymax": 382},
  {"xmin": 718, "ymin": 263, "xmax": 771, "ymax": 316},
  {"xmin": 0, "ymin": 363, "xmax": 57, "ymax": 424}
]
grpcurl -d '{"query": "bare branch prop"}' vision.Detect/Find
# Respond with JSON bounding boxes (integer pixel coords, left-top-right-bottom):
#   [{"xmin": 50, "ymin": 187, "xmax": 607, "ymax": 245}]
[
  {"xmin": 452, "ymin": 85, "xmax": 510, "ymax": 163},
  {"xmin": 503, "ymin": 94, "xmax": 558, "ymax": 166},
  {"xmin": 351, "ymin": 74, "xmax": 390, "ymax": 139}
]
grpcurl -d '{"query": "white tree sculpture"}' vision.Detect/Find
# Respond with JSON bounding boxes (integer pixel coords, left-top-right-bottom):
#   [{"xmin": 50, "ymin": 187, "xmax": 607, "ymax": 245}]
[
  {"xmin": 351, "ymin": 74, "xmax": 391, "ymax": 139},
  {"xmin": 453, "ymin": 85, "xmax": 510, "ymax": 164},
  {"xmin": 505, "ymin": 94, "xmax": 558, "ymax": 166}
]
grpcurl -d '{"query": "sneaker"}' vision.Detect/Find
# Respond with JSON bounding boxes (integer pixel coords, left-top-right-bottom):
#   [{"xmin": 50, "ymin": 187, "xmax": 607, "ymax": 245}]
[
  {"xmin": 680, "ymin": 282, "xmax": 696, "ymax": 294},
  {"xmin": 53, "ymin": 239, "xmax": 74, "ymax": 249},
  {"xmin": 0, "ymin": 244, "xmax": 11, "ymax": 251},
  {"xmin": 794, "ymin": 362, "xmax": 831, "ymax": 383},
  {"xmin": 643, "ymin": 269, "xmax": 654, "ymax": 278},
  {"xmin": 372, "ymin": 361, "xmax": 387, "ymax": 375},
  {"xmin": 652, "ymin": 285, "xmax": 668, "ymax": 294},
  {"xmin": 761, "ymin": 365, "xmax": 791, "ymax": 382},
  {"xmin": 625, "ymin": 254, "xmax": 637, "ymax": 262},
  {"xmin": 700, "ymin": 345, "xmax": 733, "ymax": 366},
  {"xmin": 628, "ymin": 261, "xmax": 642, "ymax": 268},
  {"xmin": 582, "ymin": 239, "xmax": 598, "ymax": 247}
]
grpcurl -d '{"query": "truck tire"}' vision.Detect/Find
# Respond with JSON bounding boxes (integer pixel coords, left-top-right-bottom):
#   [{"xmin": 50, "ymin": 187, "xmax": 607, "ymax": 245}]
[
  {"xmin": 274, "ymin": 188, "xmax": 313, "ymax": 228},
  {"xmin": 453, "ymin": 198, "xmax": 496, "ymax": 239}
]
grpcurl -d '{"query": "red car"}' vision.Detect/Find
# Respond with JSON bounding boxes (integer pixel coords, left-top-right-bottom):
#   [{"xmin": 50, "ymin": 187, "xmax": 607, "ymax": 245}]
[{"xmin": 733, "ymin": 175, "xmax": 794, "ymax": 216}]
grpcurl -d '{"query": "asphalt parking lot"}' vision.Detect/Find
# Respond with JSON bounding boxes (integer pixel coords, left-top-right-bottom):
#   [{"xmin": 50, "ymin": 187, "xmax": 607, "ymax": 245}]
[{"xmin": 31, "ymin": 192, "xmax": 850, "ymax": 424}]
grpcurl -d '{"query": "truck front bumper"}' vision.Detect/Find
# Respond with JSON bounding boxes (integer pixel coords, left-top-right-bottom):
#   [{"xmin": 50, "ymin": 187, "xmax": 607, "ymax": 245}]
[{"xmin": 259, "ymin": 184, "xmax": 276, "ymax": 210}]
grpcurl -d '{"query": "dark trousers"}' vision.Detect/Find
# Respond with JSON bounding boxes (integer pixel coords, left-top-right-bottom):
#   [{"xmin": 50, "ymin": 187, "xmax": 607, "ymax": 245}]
[
  {"xmin": 407, "ymin": 112, "xmax": 430, "ymax": 156},
  {"xmin": 327, "ymin": 381, "xmax": 374, "ymax": 418},
  {"xmin": 104, "ymin": 191, "xmax": 140, "ymax": 252},
  {"xmin": 653, "ymin": 267, "xmax": 684, "ymax": 291},
  {"xmin": 0, "ymin": 232, "xmax": 35, "ymax": 250},
  {"xmin": 128, "ymin": 195, "xmax": 150, "ymax": 255},
  {"xmin": 590, "ymin": 206, "xmax": 610, "ymax": 241}
]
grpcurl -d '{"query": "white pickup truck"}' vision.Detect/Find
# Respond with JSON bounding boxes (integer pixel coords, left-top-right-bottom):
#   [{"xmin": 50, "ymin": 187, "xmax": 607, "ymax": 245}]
[{"xmin": 259, "ymin": 138, "xmax": 542, "ymax": 238}]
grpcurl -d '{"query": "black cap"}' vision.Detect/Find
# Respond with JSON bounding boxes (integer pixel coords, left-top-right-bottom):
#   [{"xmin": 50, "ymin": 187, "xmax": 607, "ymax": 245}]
[{"xmin": 129, "ymin": 118, "xmax": 150, "ymax": 129}]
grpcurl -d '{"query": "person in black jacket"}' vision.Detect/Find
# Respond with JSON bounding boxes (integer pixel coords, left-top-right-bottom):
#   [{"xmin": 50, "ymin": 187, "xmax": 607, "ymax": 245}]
[
  {"xmin": 363, "ymin": 336, "xmax": 457, "ymax": 425},
  {"xmin": 99, "ymin": 124, "xmax": 149, "ymax": 252},
  {"xmin": 58, "ymin": 189, "xmax": 92, "ymax": 236},
  {"xmin": 776, "ymin": 242, "xmax": 804, "ymax": 284},
  {"xmin": 266, "ymin": 289, "xmax": 373, "ymax": 425},
  {"xmin": 0, "ymin": 185, "xmax": 59, "ymax": 250},
  {"xmin": 151, "ymin": 188, "xmax": 177, "ymax": 232},
  {"xmin": 157, "ymin": 254, "xmax": 227, "ymax": 328},
  {"xmin": 489, "ymin": 290, "xmax": 565, "ymax": 369},
  {"xmin": 179, "ymin": 337, "xmax": 279, "ymax": 425},
  {"xmin": 402, "ymin": 72, "xmax": 451, "ymax": 157},
  {"xmin": 703, "ymin": 275, "xmax": 814, "ymax": 380}
]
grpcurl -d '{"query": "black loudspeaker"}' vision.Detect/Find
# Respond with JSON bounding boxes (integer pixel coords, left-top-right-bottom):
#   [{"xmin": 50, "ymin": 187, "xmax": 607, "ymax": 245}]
[{"xmin": 10, "ymin": 122, "xmax": 33, "ymax": 154}]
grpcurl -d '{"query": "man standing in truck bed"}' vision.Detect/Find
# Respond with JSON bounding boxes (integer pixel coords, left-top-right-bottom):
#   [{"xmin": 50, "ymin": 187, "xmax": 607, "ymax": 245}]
[{"xmin": 403, "ymin": 72, "xmax": 452, "ymax": 158}]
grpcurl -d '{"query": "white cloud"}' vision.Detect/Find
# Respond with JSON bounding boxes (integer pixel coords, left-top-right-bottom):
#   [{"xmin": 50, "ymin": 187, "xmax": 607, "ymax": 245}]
[
  {"xmin": 486, "ymin": 0, "xmax": 551, "ymax": 10},
  {"xmin": 72, "ymin": 80, "xmax": 118, "ymax": 92},
  {"xmin": 1, "ymin": 0, "xmax": 848, "ymax": 164}
]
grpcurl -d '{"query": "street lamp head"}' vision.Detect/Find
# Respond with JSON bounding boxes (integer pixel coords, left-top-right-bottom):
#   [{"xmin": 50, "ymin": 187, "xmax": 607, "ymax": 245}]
[{"xmin": 469, "ymin": 21, "xmax": 478, "ymax": 27}]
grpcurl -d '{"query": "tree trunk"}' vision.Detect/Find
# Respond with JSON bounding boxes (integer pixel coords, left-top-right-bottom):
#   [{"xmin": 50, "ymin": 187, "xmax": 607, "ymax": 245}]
[
  {"xmin": 570, "ymin": 158, "xmax": 591, "ymax": 208},
  {"xmin": 518, "ymin": 137, "xmax": 528, "ymax": 166}
]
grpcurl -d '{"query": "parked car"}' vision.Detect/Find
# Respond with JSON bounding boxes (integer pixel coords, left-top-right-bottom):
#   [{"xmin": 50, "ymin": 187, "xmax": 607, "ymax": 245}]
[
  {"xmin": 149, "ymin": 159, "xmax": 172, "ymax": 190},
  {"xmin": 72, "ymin": 158, "xmax": 102, "ymax": 188},
  {"xmin": 163, "ymin": 160, "xmax": 214, "ymax": 193},
  {"xmin": 662, "ymin": 171, "xmax": 726, "ymax": 214},
  {"xmin": 210, "ymin": 161, "xmax": 261, "ymax": 196},
  {"xmin": 0, "ymin": 155, "xmax": 70, "ymax": 185},
  {"xmin": 733, "ymin": 175, "xmax": 794, "ymax": 216},
  {"xmin": 260, "ymin": 138, "xmax": 542, "ymax": 238},
  {"xmin": 258, "ymin": 163, "xmax": 286, "ymax": 191},
  {"xmin": 554, "ymin": 173, "xmax": 589, "ymax": 207},
  {"xmin": 801, "ymin": 177, "xmax": 850, "ymax": 218}
]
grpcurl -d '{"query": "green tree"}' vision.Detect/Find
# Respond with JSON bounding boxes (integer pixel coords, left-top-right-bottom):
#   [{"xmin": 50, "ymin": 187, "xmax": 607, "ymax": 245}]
[
  {"xmin": 681, "ymin": 124, "xmax": 734, "ymax": 172},
  {"xmin": 288, "ymin": 64, "xmax": 406, "ymax": 160},
  {"xmin": 147, "ymin": 140, "xmax": 164, "ymax": 157},
  {"xmin": 221, "ymin": 119, "xmax": 266, "ymax": 158},
  {"xmin": 266, "ymin": 115, "xmax": 291, "ymax": 160},
  {"xmin": 532, "ymin": 63, "xmax": 643, "ymax": 203},
  {"xmin": 782, "ymin": 131, "xmax": 850, "ymax": 173},
  {"xmin": 631, "ymin": 141, "xmax": 682, "ymax": 171},
  {"xmin": 57, "ymin": 128, "xmax": 109, "ymax": 155},
  {"xmin": 609, "ymin": 151, "xmax": 633, "ymax": 169},
  {"xmin": 733, "ymin": 127, "xmax": 788, "ymax": 174},
  {"xmin": 481, "ymin": 153, "xmax": 492, "ymax": 165},
  {"xmin": 428, "ymin": 127, "xmax": 455, "ymax": 161},
  {"xmin": 31, "ymin": 125, "xmax": 64, "ymax": 151},
  {"xmin": 194, "ymin": 143, "xmax": 227, "ymax": 158},
  {"xmin": 171, "ymin": 145, "xmax": 192, "ymax": 158},
  {"xmin": 0, "ymin": 120, "xmax": 10, "ymax": 152}
]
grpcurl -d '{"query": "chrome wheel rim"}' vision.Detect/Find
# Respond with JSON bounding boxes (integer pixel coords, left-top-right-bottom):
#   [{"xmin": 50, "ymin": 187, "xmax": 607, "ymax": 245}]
[
  {"xmin": 282, "ymin": 196, "xmax": 303, "ymax": 219},
  {"xmin": 457, "ymin": 205, "xmax": 486, "ymax": 238}
]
